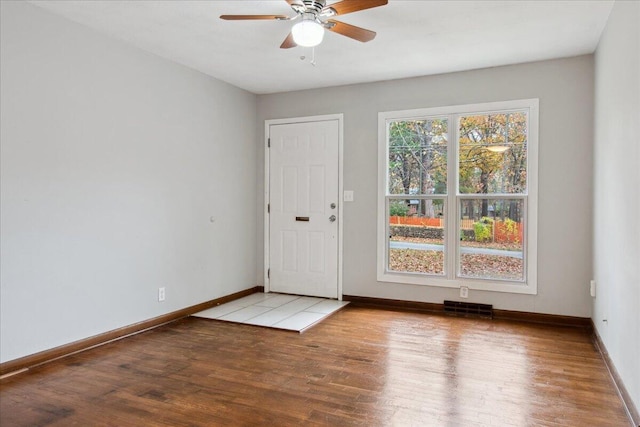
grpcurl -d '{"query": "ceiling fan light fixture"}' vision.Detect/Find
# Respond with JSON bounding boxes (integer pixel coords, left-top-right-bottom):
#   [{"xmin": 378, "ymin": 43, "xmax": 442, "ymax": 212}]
[{"xmin": 292, "ymin": 19, "xmax": 324, "ymax": 47}]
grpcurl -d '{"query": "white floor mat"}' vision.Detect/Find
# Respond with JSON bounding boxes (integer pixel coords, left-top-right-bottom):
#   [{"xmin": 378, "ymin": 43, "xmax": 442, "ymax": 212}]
[{"xmin": 192, "ymin": 293, "xmax": 348, "ymax": 332}]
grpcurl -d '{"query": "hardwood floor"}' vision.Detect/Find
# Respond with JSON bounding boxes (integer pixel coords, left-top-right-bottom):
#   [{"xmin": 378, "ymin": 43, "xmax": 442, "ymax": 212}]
[{"xmin": 0, "ymin": 306, "xmax": 631, "ymax": 426}]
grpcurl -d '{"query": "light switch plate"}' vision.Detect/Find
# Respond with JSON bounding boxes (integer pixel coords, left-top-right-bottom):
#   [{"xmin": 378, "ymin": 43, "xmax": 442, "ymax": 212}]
[{"xmin": 343, "ymin": 190, "xmax": 354, "ymax": 202}]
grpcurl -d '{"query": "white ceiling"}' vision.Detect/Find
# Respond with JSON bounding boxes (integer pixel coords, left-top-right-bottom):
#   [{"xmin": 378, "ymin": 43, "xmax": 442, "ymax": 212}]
[{"xmin": 29, "ymin": 0, "xmax": 614, "ymax": 94}]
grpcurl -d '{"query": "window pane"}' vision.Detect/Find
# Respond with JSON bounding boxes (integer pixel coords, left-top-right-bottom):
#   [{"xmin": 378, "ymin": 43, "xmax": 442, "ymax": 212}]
[
  {"xmin": 458, "ymin": 199, "xmax": 524, "ymax": 281},
  {"xmin": 459, "ymin": 113, "xmax": 527, "ymax": 194},
  {"xmin": 388, "ymin": 199, "xmax": 445, "ymax": 275},
  {"xmin": 388, "ymin": 119, "xmax": 447, "ymax": 195}
]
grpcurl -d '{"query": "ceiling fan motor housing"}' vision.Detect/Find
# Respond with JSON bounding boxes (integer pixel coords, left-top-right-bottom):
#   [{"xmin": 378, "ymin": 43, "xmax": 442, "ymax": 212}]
[{"xmin": 292, "ymin": 0, "xmax": 333, "ymax": 17}]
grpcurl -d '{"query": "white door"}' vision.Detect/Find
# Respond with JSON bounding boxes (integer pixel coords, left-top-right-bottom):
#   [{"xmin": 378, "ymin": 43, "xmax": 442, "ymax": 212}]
[{"xmin": 268, "ymin": 119, "xmax": 340, "ymax": 299}]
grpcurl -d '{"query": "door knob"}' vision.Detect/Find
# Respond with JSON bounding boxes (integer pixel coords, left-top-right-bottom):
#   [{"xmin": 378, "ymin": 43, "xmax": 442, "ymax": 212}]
[{"xmin": 329, "ymin": 215, "xmax": 336, "ymax": 222}]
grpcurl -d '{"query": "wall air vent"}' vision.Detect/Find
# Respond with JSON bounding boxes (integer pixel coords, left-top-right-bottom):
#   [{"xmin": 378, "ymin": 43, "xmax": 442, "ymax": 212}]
[{"xmin": 443, "ymin": 300, "xmax": 493, "ymax": 319}]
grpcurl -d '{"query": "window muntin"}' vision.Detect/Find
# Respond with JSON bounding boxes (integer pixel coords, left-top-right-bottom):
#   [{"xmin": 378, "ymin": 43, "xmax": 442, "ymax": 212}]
[
  {"xmin": 378, "ymin": 100, "xmax": 538, "ymax": 294},
  {"xmin": 458, "ymin": 198, "xmax": 525, "ymax": 282},
  {"xmin": 388, "ymin": 118, "xmax": 448, "ymax": 195},
  {"xmin": 388, "ymin": 197, "xmax": 446, "ymax": 276},
  {"xmin": 459, "ymin": 112, "xmax": 528, "ymax": 194},
  {"xmin": 386, "ymin": 118, "xmax": 448, "ymax": 278}
]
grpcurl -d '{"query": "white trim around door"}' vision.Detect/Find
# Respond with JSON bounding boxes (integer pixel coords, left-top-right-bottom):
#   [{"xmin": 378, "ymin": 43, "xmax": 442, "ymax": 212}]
[{"xmin": 264, "ymin": 114, "xmax": 344, "ymax": 300}]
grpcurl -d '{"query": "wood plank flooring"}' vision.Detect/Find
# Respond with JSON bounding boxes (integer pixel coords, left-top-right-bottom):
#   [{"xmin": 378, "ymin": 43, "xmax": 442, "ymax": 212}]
[{"xmin": 0, "ymin": 306, "xmax": 631, "ymax": 426}]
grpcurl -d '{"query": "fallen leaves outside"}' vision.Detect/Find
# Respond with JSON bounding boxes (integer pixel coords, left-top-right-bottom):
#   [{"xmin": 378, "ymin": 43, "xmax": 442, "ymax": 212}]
[{"xmin": 389, "ymin": 249, "xmax": 523, "ymax": 280}]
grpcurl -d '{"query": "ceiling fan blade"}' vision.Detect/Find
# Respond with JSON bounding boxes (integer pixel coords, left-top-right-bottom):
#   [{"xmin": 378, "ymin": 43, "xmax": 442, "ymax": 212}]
[
  {"xmin": 220, "ymin": 15, "xmax": 288, "ymax": 20},
  {"xmin": 323, "ymin": 0, "xmax": 388, "ymax": 16},
  {"xmin": 326, "ymin": 20, "xmax": 376, "ymax": 43},
  {"xmin": 280, "ymin": 32, "xmax": 297, "ymax": 49}
]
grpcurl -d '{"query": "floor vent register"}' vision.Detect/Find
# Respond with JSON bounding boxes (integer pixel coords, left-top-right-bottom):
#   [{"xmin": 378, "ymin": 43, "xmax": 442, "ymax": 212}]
[{"xmin": 443, "ymin": 300, "xmax": 493, "ymax": 319}]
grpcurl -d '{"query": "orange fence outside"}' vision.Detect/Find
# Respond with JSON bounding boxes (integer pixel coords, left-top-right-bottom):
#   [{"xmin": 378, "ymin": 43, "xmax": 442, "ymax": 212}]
[
  {"xmin": 389, "ymin": 216, "xmax": 443, "ymax": 227},
  {"xmin": 389, "ymin": 216, "xmax": 523, "ymax": 244}
]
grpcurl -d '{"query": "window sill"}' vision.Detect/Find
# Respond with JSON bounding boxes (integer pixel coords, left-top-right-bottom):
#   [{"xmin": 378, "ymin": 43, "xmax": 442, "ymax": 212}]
[{"xmin": 377, "ymin": 270, "xmax": 538, "ymax": 295}]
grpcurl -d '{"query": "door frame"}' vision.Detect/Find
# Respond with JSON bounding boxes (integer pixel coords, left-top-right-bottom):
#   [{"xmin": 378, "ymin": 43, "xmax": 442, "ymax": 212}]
[{"xmin": 264, "ymin": 114, "xmax": 344, "ymax": 300}]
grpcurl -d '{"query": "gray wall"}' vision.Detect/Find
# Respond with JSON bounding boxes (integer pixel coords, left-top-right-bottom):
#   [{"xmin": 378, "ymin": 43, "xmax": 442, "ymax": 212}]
[
  {"xmin": 257, "ymin": 55, "xmax": 595, "ymax": 317},
  {"xmin": 0, "ymin": 2, "xmax": 257, "ymax": 363},
  {"xmin": 593, "ymin": 0, "xmax": 640, "ymax": 412}
]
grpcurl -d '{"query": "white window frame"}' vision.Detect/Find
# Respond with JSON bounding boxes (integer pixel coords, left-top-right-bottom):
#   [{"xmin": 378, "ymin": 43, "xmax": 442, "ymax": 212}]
[{"xmin": 377, "ymin": 99, "xmax": 538, "ymax": 295}]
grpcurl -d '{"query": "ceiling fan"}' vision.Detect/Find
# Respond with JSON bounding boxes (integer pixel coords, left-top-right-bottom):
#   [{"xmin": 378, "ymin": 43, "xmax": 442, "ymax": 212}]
[{"xmin": 220, "ymin": 0, "xmax": 388, "ymax": 49}]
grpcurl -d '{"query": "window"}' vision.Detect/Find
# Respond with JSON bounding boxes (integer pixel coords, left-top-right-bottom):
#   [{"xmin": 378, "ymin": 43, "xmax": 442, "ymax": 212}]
[{"xmin": 378, "ymin": 99, "xmax": 538, "ymax": 294}]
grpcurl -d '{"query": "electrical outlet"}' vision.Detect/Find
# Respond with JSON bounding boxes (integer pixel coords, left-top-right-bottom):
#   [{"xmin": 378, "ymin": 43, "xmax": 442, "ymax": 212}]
[
  {"xmin": 158, "ymin": 287, "xmax": 166, "ymax": 302},
  {"xmin": 590, "ymin": 280, "xmax": 596, "ymax": 297},
  {"xmin": 460, "ymin": 286, "xmax": 469, "ymax": 298},
  {"xmin": 343, "ymin": 190, "xmax": 354, "ymax": 202}
]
